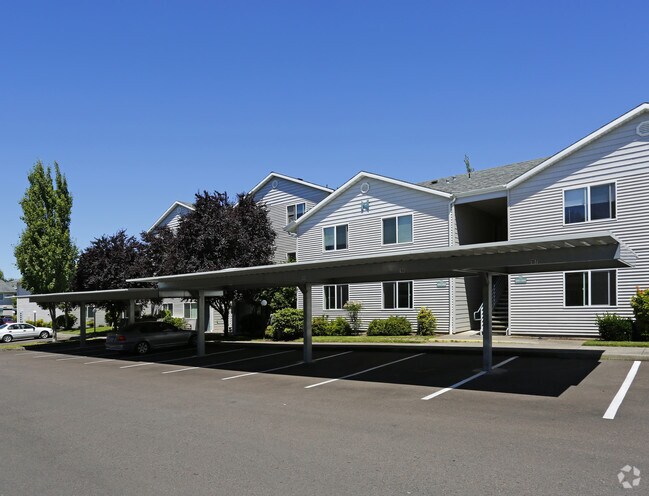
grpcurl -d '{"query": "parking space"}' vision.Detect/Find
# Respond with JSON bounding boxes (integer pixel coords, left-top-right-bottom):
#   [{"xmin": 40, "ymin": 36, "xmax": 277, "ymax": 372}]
[{"xmin": 2, "ymin": 343, "xmax": 645, "ymax": 423}]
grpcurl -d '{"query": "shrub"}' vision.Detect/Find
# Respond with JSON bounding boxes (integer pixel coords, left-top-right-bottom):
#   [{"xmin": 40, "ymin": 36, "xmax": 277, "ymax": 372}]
[
  {"xmin": 161, "ymin": 310, "xmax": 186, "ymax": 330},
  {"xmin": 26, "ymin": 319, "xmax": 49, "ymax": 327},
  {"xmin": 330, "ymin": 316, "xmax": 352, "ymax": 336},
  {"xmin": 312, "ymin": 315, "xmax": 332, "ymax": 336},
  {"xmin": 631, "ymin": 288, "xmax": 649, "ymax": 341},
  {"xmin": 367, "ymin": 319, "xmax": 386, "ymax": 336},
  {"xmin": 596, "ymin": 313, "xmax": 633, "ymax": 341},
  {"xmin": 417, "ymin": 307, "xmax": 437, "ymax": 335},
  {"xmin": 367, "ymin": 316, "xmax": 412, "ymax": 336},
  {"xmin": 343, "ymin": 301, "xmax": 362, "ymax": 334},
  {"xmin": 267, "ymin": 308, "xmax": 304, "ymax": 341},
  {"xmin": 55, "ymin": 313, "xmax": 77, "ymax": 330}
]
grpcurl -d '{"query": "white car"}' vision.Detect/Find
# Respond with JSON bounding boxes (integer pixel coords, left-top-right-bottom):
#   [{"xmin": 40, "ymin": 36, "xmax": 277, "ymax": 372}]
[{"xmin": 0, "ymin": 323, "xmax": 53, "ymax": 342}]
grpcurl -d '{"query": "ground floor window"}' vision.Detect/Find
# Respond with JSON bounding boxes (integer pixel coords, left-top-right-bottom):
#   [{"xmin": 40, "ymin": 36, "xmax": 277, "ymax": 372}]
[
  {"xmin": 184, "ymin": 302, "xmax": 198, "ymax": 319},
  {"xmin": 162, "ymin": 303, "xmax": 174, "ymax": 315},
  {"xmin": 86, "ymin": 306, "xmax": 95, "ymax": 319},
  {"xmin": 383, "ymin": 281, "xmax": 413, "ymax": 309},
  {"xmin": 565, "ymin": 270, "xmax": 616, "ymax": 306},
  {"xmin": 323, "ymin": 284, "xmax": 349, "ymax": 310}
]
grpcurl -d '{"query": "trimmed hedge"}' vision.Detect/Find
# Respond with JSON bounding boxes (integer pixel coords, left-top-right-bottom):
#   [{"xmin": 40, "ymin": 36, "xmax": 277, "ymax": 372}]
[
  {"xmin": 367, "ymin": 316, "xmax": 412, "ymax": 336},
  {"xmin": 596, "ymin": 313, "xmax": 633, "ymax": 341}
]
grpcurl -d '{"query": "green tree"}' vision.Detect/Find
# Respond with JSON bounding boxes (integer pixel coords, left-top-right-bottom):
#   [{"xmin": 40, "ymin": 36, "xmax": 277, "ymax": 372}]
[
  {"xmin": 0, "ymin": 269, "xmax": 5, "ymax": 281},
  {"xmin": 15, "ymin": 161, "xmax": 77, "ymax": 340}
]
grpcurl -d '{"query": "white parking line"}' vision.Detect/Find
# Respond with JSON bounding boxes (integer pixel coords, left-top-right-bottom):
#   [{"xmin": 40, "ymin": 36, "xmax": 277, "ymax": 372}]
[
  {"xmin": 162, "ymin": 350, "xmax": 294, "ymax": 375},
  {"xmin": 222, "ymin": 351, "xmax": 354, "ymax": 380},
  {"xmin": 83, "ymin": 359, "xmax": 117, "ymax": 365},
  {"xmin": 421, "ymin": 356, "xmax": 519, "ymax": 400},
  {"xmin": 603, "ymin": 361, "xmax": 641, "ymax": 420},
  {"xmin": 119, "ymin": 348, "xmax": 244, "ymax": 369},
  {"xmin": 305, "ymin": 353, "xmax": 425, "ymax": 389},
  {"xmin": 30, "ymin": 354, "xmax": 53, "ymax": 358}
]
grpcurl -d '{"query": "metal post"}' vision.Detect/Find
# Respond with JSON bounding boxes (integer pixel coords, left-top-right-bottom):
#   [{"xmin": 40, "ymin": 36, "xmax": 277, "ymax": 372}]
[
  {"xmin": 301, "ymin": 284, "xmax": 313, "ymax": 363},
  {"xmin": 197, "ymin": 291, "xmax": 206, "ymax": 356},
  {"xmin": 482, "ymin": 272, "xmax": 493, "ymax": 372},
  {"xmin": 79, "ymin": 302, "xmax": 86, "ymax": 348},
  {"xmin": 128, "ymin": 300, "xmax": 136, "ymax": 325}
]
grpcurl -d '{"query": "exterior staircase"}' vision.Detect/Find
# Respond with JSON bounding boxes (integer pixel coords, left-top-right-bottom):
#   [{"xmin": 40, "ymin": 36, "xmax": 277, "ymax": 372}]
[{"xmin": 492, "ymin": 288, "xmax": 509, "ymax": 334}]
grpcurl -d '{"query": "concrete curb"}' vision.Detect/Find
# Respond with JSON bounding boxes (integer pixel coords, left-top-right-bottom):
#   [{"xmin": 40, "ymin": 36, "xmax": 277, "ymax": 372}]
[{"xmin": 208, "ymin": 340, "xmax": 649, "ymax": 361}]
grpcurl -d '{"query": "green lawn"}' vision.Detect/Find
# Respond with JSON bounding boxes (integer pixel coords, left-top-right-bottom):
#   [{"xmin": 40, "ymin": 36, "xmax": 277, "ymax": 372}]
[
  {"xmin": 583, "ymin": 340, "xmax": 649, "ymax": 347},
  {"xmin": 60, "ymin": 326, "xmax": 112, "ymax": 335}
]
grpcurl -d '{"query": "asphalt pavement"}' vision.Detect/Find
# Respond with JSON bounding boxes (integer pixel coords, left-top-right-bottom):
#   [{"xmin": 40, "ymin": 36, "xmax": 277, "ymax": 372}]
[{"xmin": 0, "ymin": 343, "xmax": 647, "ymax": 495}]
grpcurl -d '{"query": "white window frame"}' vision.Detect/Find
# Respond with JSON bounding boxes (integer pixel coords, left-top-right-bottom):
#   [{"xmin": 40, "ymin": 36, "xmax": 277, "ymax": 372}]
[
  {"xmin": 382, "ymin": 281, "xmax": 414, "ymax": 310},
  {"xmin": 323, "ymin": 284, "xmax": 349, "ymax": 310},
  {"xmin": 286, "ymin": 202, "xmax": 307, "ymax": 224},
  {"xmin": 184, "ymin": 302, "xmax": 198, "ymax": 319},
  {"xmin": 381, "ymin": 214, "xmax": 414, "ymax": 245},
  {"xmin": 563, "ymin": 269, "xmax": 617, "ymax": 307},
  {"xmin": 162, "ymin": 303, "xmax": 174, "ymax": 316},
  {"xmin": 562, "ymin": 181, "xmax": 617, "ymax": 226},
  {"xmin": 86, "ymin": 306, "xmax": 95, "ymax": 319},
  {"xmin": 322, "ymin": 224, "xmax": 349, "ymax": 252},
  {"xmin": 286, "ymin": 252, "xmax": 297, "ymax": 262}
]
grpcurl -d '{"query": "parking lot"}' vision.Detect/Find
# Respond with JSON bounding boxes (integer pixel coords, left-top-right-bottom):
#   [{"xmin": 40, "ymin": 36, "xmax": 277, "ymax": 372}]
[{"xmin": 1, "ymin": 342, "xmax": 647, "ymax": 495}]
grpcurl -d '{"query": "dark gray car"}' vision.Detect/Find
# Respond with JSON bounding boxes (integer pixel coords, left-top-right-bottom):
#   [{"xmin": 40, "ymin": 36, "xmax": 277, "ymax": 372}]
[{"xmin": 106, "ymin": 321, "xmax": 196, "ymax": 355}]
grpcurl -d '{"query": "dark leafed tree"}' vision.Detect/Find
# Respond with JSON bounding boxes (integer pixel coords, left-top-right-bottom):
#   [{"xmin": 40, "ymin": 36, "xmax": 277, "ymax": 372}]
[
  {"xmin": 139, "ymin": 226, "xmax": 182, "ymax": 314},
  {"xmin": 15, "ymin": 161, "xmax": 77, "ymax": 341},
  {"xmin": 174, "ymin": 191, "xmax": 276, "ymax": 335},
  {"xmin": 74, "ymin": 230, "xmax": 145, "ymax": 329}
]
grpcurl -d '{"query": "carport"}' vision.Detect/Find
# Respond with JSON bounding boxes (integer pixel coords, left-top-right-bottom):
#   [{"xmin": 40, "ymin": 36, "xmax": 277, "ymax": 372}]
[{"xmin": 25, "ymin": 231, "xmax": 635, "ymax": 372}]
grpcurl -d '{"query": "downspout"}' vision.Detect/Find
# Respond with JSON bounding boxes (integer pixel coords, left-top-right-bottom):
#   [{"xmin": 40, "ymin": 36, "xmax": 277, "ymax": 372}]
[{"xmin": 448, "ymin": 196, "xmax": 457, "ymax": 334}]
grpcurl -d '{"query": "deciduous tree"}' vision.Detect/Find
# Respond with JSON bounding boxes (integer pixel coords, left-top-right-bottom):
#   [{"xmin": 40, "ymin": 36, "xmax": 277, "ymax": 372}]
[
  {"xmin": 15, "ymin": 161, "xmax": 77, "ymax": 340},
  {"xmin": 74, "ymin": 230, "xmax": 145, "ymax": 329}
]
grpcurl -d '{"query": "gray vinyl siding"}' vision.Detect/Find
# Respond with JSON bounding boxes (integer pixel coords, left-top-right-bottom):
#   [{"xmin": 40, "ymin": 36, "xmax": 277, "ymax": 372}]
[
  {"xmin": 16, "ymin": 298, "xmax": 107, "ymax": 326},
  {"xmin": 296, "ymin": 177, "xmax": 452, "ymax": 331},
  {"xmin": 254, "ymin": 178, "xmax": 330, "ymax": 263},
  {"xmin": 300, "ymin": 280, "xmax": 450, "ymax": 332},
  {"xmin": 158, "ymin": 204, "xmax": 193, "ymax": 232},
  {"xmin": 509, "ymin": 113, "xmax": 649, "ymax": 336}
]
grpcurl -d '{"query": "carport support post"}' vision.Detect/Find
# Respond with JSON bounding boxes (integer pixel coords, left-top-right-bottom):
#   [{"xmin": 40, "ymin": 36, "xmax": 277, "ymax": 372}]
[
  {"xmin": 196, "ymin": 290, "xmax": 206, "ymax": 356},
  {"xmin": 481, "ymin": 272, "xmax": 493, "ymax": 372},
  {"xmin": 128, "ymin": 299, "xmax": 135, "ymax": 325},
  {"xmin": 300, "ymin": 284, "xmax": 313, "ymax": 363},
  {"xmin": 79, "ymin": 302, "xmax": 86, "ymax": 348}
]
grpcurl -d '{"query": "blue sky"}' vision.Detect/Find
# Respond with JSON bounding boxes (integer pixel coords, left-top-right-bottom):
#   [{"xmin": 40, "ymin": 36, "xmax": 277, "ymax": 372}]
[{"xmin": 1, "ymin": 0, "xmax": 647, "ymax": 279}]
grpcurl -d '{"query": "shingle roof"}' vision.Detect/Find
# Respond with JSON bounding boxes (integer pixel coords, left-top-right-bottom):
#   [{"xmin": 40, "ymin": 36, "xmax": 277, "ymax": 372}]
[
  {"xmin": 0, "ymin": 280, "xmax": 18, "ymax": 293},
  {"xmin": 418, "ymin": 158, "xmax": 547, "ymax": 195}
]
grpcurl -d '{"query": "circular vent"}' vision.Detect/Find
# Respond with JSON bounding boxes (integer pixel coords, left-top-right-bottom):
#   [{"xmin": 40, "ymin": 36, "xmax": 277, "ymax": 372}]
[
  {"xmin": 360, "ymin": 182, "xmax": 370, "ymax": 194},
  {"xmin": 271, "ymin": 180, "xmax": 278, "ymax": 189},
  {"xmin": 637, "ymin": 121, "xmax": 649, "ymax": 137}
]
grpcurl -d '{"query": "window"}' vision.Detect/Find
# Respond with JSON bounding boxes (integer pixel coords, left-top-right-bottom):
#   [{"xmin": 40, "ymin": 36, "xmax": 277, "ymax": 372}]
[
  {"xmin": 565, "ymin": 270, "xmax": 616, "ymax": 306},
  {"xmin": 184, "ymin": 302, "xmax": 198, "ymax": 319},
  {"xmin": 86, "ymin": 306, "xmax": 95, "ymax": 319},
  {"xmin": 287, "ymin": 203, "xmax": 306, "ymax": 223},
  {"xmin": 564, "ymin": 183, "xmax": 616, "ymax": 224},
  {"xmin": 323, "ymin": 224, "xmax": 348, "ymax": 251},
  {"xmin": 382, "ymin": 215, "xmax": 413, "ymax": 244},
  {"xmin": 323, "ymin": 285, "xmax": 349, "ymax": 310},
  {"xmin": 287, "ymin": 252, "xmax": 297, "ymax": 263},
  {"xmin": 162, "ymin": 303, "xmax": 174, "ymax": 315},
  {"xmin": 383, "ymin": 281, "xmax": 413, "ymax": 309}
]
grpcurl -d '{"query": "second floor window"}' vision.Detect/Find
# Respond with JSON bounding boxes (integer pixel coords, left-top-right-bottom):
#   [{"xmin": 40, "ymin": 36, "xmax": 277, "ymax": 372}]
[
  {"xmin": 323, "ymin": 224, "xmax": 348, "ymax": 251},
  {"xmin": 287, "ymin": 203, "xmax": 306, "ymax": 223},
  {"xmin": 382, "ymin": 214, "xmax": 413, "ymax": 244},
  {"xmin": 324, "ymin": 284, "xmax": 349, "ymax": 310},
  {"xmin": 564, "ymin": 183, "xmax": 616, "ymax": 224}
]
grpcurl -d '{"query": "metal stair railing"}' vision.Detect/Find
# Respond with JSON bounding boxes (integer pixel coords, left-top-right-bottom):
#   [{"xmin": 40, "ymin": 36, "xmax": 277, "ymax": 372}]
[{"xmin": 473, "ymin": 276, "xmax": 507, "ymax": 335}]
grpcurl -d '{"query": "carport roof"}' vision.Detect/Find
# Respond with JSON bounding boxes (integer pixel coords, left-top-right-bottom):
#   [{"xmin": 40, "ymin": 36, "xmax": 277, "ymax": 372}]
[
  {"xmin": 125, "ymin": 231, "xmax": 635, "ymax": 291},
  {"xmin": 19, "ymin": 288, "xmax": 223, "ymax": 304}
]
